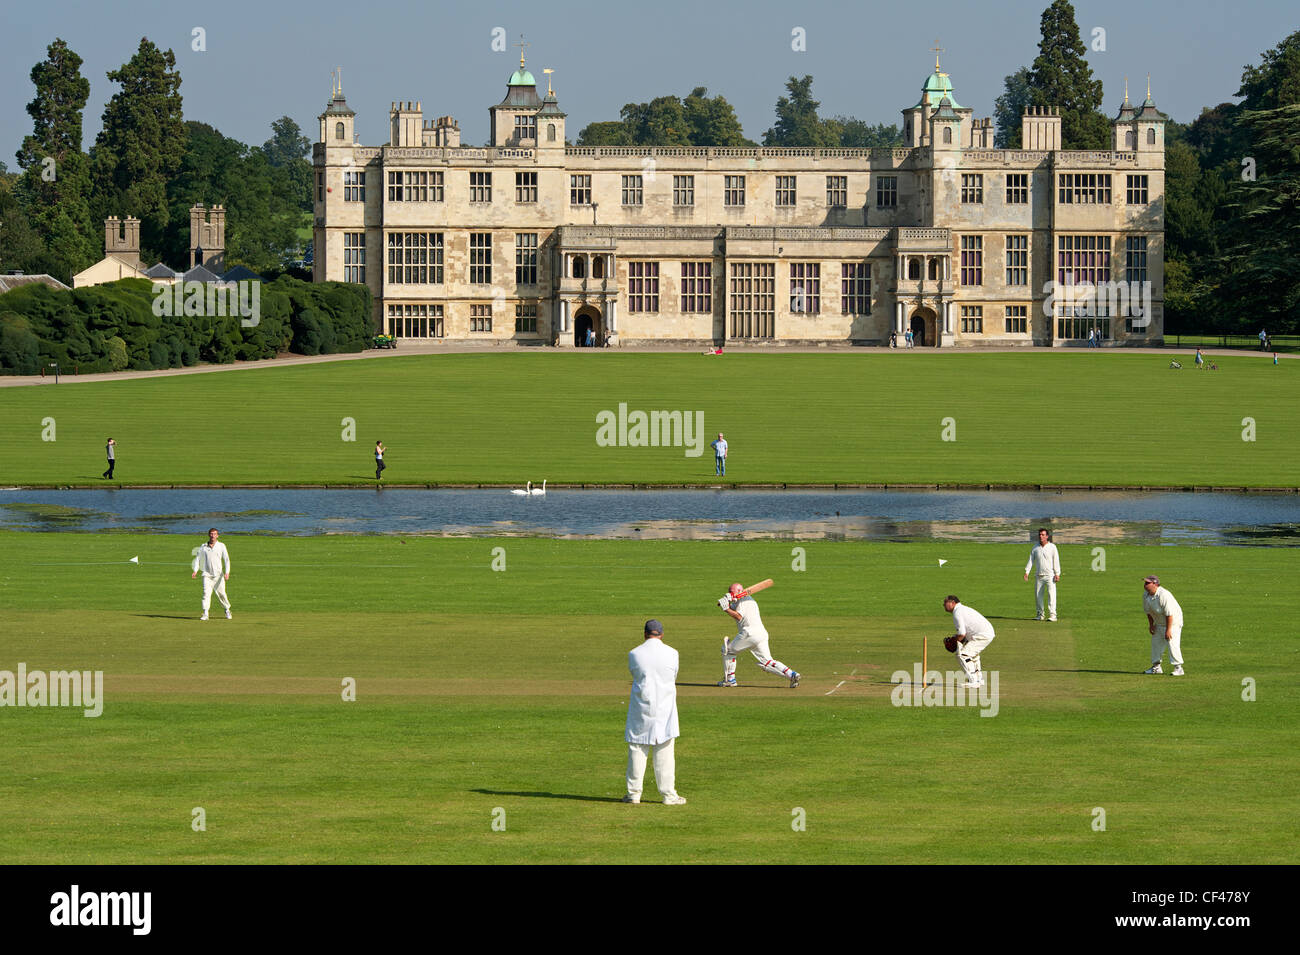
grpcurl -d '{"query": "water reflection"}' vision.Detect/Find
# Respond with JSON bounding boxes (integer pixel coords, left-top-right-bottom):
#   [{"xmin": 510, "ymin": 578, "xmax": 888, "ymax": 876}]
[{"xmin": 1, "ymin": 488, "xmax": 1297, "ymax": 546}]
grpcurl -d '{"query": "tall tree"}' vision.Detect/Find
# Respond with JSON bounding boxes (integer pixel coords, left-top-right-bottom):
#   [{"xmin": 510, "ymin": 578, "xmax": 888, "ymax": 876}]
[
  {"xmin": 682, "ymin": 87, "xmax": 750, "ymax": 146},
  {"xmin": 1027, "ymin": 1, "xmax": 1109, "ymax": 149},
  {"xmin": 621, "ymin": 96, "xmax": 691, "ymax": 145},
  {"xmin": 577, "ymin": 89, "xmax": 751, "ymax": 146},
  {"xmin": 1236, "ymin": 31, "xmax": 1300, "ymax": 110},
  {"xmin": 576, "ymin": 121, "xmax": 632, "ymax": 146},
  {"xmin": 15, "ymin": 39, "xmax": 98, "ymax": 281},
  {"xmin": 91, "ymin": 37, "xmax": 185, "ymax": 260},
  {"xmin": 1216, "ymin": 103, "xmax": 1300, "ymax": 331},
  {"xmin": 262, "ymin": 116, "xmax": 313, "ymax": 212},
  {"xmin": 763, "ymin": 75, "xmax": 839, "ymax": 147},
  {"xmin": 993, "ymin": 67, "xmax": 1033, "ymax": 148},
  {"xmin": 261, "ymin": 116, "xmax": 310, "ymax": 167},
  {"xmin": 0, "ymin": 188, "xmax": 49, "ymax": 276},
  {"xmin": 828, "ymin": 117, "xmax": 903, "ymax": 148}
]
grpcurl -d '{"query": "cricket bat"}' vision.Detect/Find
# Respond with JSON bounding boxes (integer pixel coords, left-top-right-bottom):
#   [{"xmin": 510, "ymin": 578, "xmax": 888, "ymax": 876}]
[{"xmin": 739, "ymin": 579, "xmax": 774, "ymax": 598}]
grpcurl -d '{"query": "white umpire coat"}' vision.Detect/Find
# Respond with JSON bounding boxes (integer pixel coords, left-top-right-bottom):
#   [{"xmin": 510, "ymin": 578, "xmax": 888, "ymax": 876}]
[{"xmin": 625, "ymin": 638, "xmax": 680, "ymax": 745}]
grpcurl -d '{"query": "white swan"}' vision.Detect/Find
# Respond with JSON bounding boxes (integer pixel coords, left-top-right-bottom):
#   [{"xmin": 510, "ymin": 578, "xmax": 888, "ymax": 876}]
[
  {"xmin": 510, "ymin": 481, "xmax": 531, "ymax": 496},
  {"xmin": 528, "ymin": 479, "xmax": 547, "ymax": 496}
]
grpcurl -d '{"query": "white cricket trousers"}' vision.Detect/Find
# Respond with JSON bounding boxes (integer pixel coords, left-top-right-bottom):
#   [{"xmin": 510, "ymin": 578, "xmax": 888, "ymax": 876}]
[
  {"xmin": 723, "ymin": 632, "xmax": 794, "ymax": 682},
  {"xmin": 626, "ymin": 740, "xmax": 677, "ymax": 799},
  {"xmin": 1034, "ymin": 576, "xmax": 1057, "ymax": 619},
  {"xmin": 1151, "ymin": 621, "xmax": 1184, "ymax": 667},
  {"xmin": 957, "ymin": 631, "xmax": 995, "ymax": 682},
  {"xmin": 201, "ymin": 575, "xmax": 231, "ymax": 614}
]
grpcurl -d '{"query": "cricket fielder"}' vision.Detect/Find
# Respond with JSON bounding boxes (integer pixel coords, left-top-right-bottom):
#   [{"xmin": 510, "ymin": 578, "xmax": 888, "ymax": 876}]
[
  {"xmin": 1142, "ymin": 575, "xmax": 1185, "ymax": 675},
  {"xmin": 944, "ymin": 595, "xmax": 994, "ymax": 688},
  {"xmin": 1024, "ymin": 528, "xmax": 1061, "ymax": 621},
  {"xmin": 191, "ymin": 527, "xmax": 232, "ymax": 621},
  {"xmin": 717, "ymin": 582, "xmax": 800, "ymax": 688}
]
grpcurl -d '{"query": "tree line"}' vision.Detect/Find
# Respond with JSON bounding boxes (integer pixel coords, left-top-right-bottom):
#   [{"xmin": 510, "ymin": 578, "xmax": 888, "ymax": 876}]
[{"xmin": 577, "ymin": 80, "xmax": 903, "ymax": 149}]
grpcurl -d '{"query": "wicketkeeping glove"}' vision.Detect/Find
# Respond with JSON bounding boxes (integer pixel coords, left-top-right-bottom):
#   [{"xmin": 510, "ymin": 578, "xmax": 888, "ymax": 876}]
[{"xmin": 944, "ymin": 635, "xmax": 960, "ymax": 653}]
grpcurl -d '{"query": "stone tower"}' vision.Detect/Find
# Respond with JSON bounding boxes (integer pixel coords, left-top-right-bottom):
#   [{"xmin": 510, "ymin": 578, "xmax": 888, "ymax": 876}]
[
  {"xmin": 189, "ymin": 204, "xmax": 227, "ymax": 271},
  {"xmin": 490, "ymin": 51, "xmax": 543, "ymax": 147},
  {"xmin": 104, "ymin": 216, "xmax": 142, "ymax": 267}
]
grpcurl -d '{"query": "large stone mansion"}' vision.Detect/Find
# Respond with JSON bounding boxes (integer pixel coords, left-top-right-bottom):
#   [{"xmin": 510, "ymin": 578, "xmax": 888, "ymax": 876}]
[{"xmin": 313, "ymin": 55, "xmax": 1165, "ymax": 347}]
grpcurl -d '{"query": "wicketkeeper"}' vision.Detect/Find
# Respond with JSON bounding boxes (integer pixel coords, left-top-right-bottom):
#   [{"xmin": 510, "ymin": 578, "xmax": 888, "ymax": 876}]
[{"xmin": 943, "ymin": 594, "xmax": 994, "ymax": 689}]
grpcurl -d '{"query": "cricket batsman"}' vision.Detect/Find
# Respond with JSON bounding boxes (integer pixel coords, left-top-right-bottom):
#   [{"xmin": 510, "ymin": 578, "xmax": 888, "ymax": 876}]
[{"xmin": 717, "ymin": 580, "xmax": 801, "ymax": 688}]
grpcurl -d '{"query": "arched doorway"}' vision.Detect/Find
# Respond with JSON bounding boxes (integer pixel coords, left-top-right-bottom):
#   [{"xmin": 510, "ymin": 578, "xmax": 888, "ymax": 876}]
[
  {"xmin": 574, "ymin": 305, "xmax": 602, "ymax": 347},
  {"xmin": 910, "ymin": 308, "xmax": 937, "ymax": 347}
]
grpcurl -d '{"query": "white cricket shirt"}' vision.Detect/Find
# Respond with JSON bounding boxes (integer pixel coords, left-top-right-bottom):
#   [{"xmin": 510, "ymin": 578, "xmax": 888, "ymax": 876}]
[
  {"xmin": 1143, "ymin": 586, "xmax": 1183, "ymax": 625},
  {"xmin": 732, "ymin": 595, "xmax": 767, "ymax": 639},
  {"xmin": 952, "ymin": 603, "xmax": 995, "ymax": 638},
  {"xmin": 1025, "ymin": 542, "xmax": 1061, "ymax": 577},
  {"xmin": 192, "ymin": 541, "xmax": 231, "ymax": 577}
]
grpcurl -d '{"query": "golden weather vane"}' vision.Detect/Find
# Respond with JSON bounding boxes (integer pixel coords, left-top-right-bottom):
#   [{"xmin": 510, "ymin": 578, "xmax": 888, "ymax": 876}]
[{"xmin": 543, "ymin": 68, "xmax": 554, "ymax": 95}]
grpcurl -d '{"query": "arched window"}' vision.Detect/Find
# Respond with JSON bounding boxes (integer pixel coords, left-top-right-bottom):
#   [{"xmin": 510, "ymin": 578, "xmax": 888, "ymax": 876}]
[
  {"xmin": 1147, "ymin": 128, "xmax": 1156, "ymax": 145},
  {"xmin": 336, "ymin": 122, "xmax": 346, "ymax": 140},
  {"xmin": 905, "ymin": 121, "xmax": 911, "ymax": 140},
  {"xmin": 942, "ymin": 127, "xmax": 952, "ymax": 144},
  {"xmin": 908, "ymin": 258, "xmax": 921, "ymax": 280},
  {"xmin": 928, "ymin": 258, "xmax": 939, "ymax": 280},
  {"xmin": 547, "ymin": 124, "xmax": 556, "ymax": 142},
  {"xmin": 593, "ymin": 256, "xmax": 605, "ymax": 279},
  {"xmin": 1126, "ymin": 130, "xmax": 1136, "ymax": 149},
  {"xmin": 573, "ymin": 256, "xmax": 586, "ymax": 279}
]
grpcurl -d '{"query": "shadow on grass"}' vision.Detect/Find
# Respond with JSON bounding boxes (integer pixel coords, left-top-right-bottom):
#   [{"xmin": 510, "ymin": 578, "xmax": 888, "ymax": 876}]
[
  {"xmin": 471, "ymin": 789, "xmax": 624, "ymax": 804},
  {"xmin": 1035, "ymin": 668, "xmax": 1139, "ymax": 674},
  {"xmin": 132, "ymin": 613, "xmax": 200, "ymax": 620}
]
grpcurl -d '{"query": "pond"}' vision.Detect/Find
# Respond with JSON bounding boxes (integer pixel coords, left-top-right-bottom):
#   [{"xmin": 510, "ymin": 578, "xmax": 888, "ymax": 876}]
[{"xmin": 1, "ymin": 488, "xmax": 1298, "ymax": 545}]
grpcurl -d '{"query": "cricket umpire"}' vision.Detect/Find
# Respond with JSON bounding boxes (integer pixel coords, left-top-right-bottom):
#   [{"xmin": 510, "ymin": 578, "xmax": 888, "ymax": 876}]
[{"xmin": 624, "ymin": 619, "xmax": 686, "ymax": 805}]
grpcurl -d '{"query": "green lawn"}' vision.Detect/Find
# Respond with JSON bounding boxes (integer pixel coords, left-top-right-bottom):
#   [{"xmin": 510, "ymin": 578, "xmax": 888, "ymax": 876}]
[
  {"xmin": 1, "ymin": 532, "xmax": 1294, "ymax": 864},
  {"xmin": 1, "ymin": 352, "xmax": 1297, "ymax": 487}
]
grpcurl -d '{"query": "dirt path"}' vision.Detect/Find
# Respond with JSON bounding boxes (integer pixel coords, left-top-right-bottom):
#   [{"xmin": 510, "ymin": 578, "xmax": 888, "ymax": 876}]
[{"xmin": 1, "ymin": 342, "xmax": 1287, "ymax": 388}]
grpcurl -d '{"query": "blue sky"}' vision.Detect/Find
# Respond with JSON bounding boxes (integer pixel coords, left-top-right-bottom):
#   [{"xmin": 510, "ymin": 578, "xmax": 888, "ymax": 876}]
[{"xmin": 1, "ymin": 0, "xmax": 1296, "ymax": 161}]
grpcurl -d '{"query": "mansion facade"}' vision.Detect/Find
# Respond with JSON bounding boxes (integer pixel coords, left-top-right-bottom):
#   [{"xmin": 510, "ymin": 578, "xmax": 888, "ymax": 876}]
[{"xmin": 313, "ymin": 58, "xmax": 1165, "ymax": 347}]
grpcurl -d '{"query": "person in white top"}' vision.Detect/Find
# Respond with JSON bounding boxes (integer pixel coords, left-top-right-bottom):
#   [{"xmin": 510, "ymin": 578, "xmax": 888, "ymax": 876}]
[
  {"xmin": 1142, "ymin": 576, "xmax": 1185, "ymax": 675},
  {"xmin": 191, "ymin": 527, "xmax": 232, "ymax": 621},
  {"xmin": 1024, "ymin": 528, "xmax": 1062, "ymax": 621},
  {"xmin": 624, "ymin": 619, "xmax": 685, "ymax": 805},
  {"xmin": 718, "ymin": 582, "xmax": 801, "ymax": 688},
  {"xmin": 944, "ymin": 595, "xmax": 995, "ymax": 688}
]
